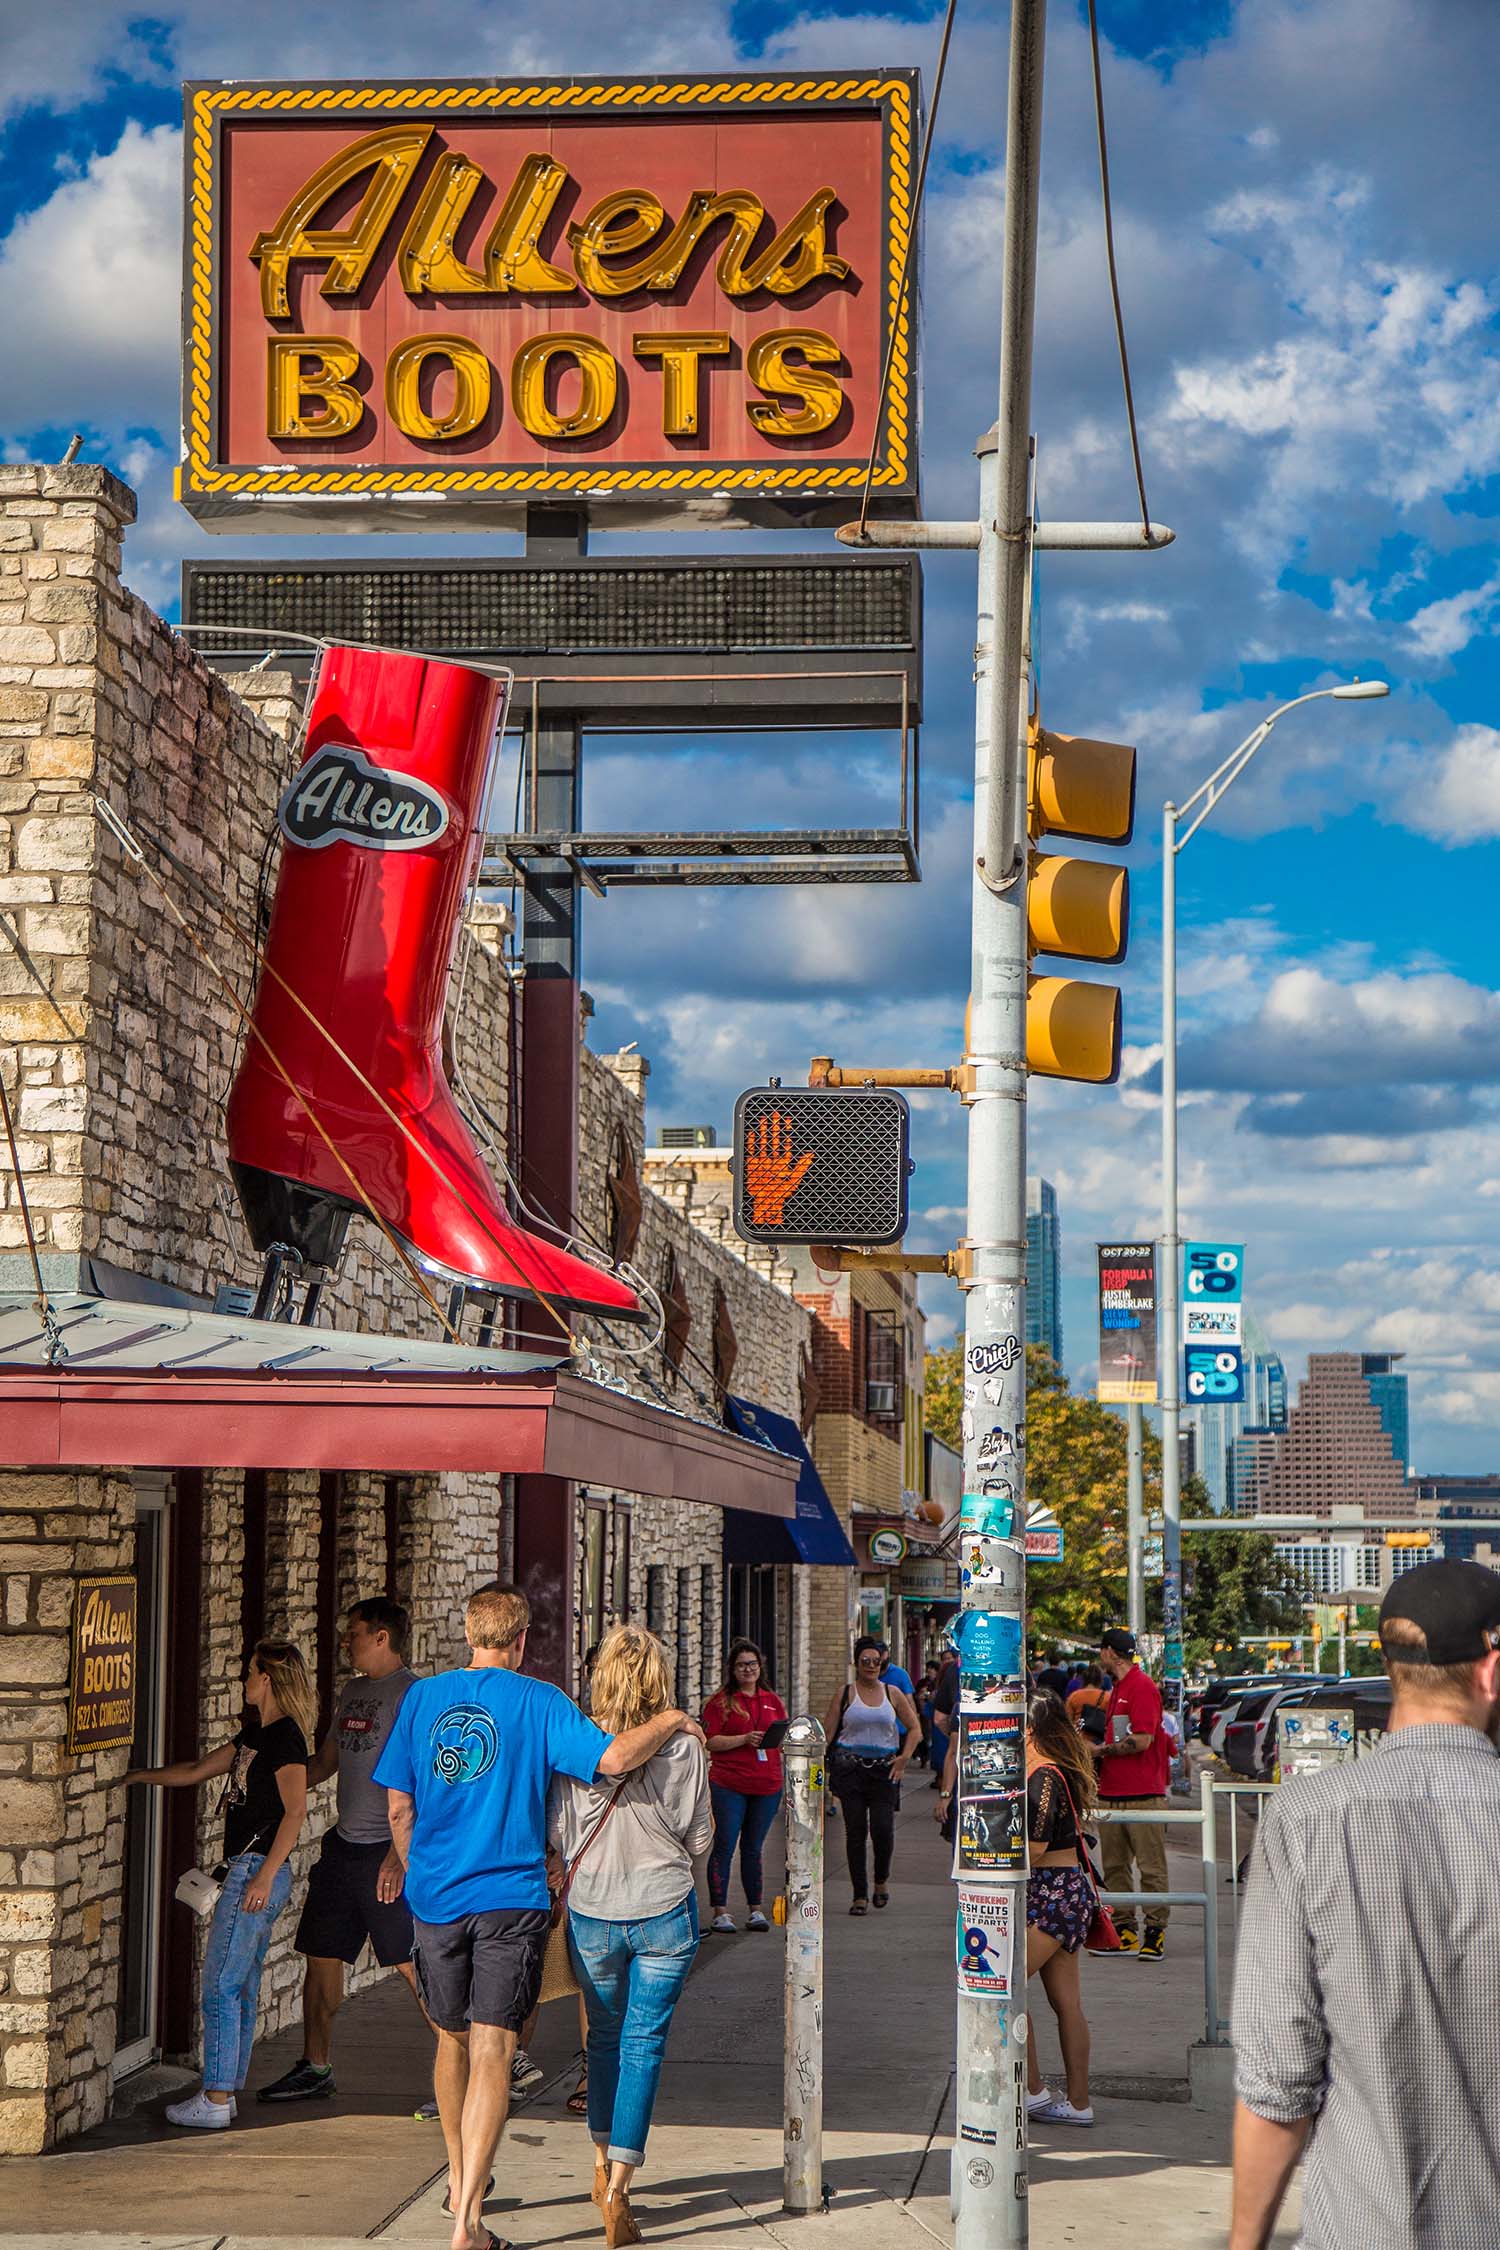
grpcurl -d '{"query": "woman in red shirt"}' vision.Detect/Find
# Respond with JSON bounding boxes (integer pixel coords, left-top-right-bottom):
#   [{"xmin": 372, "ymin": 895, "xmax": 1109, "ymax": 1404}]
[{"xmin": 701, "ymin": 1640, "xmax": 786, "ymax": 1934}]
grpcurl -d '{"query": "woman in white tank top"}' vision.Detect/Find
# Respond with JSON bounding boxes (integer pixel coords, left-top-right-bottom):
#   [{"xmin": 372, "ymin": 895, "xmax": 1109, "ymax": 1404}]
[{"xmin": 822, "ymin": 1636, "xmax": 920, "ymax": 1913}]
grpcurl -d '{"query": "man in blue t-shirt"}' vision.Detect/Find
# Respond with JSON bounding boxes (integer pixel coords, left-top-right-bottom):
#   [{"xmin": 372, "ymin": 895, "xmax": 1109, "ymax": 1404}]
[
  {"xmin": 376, "ymin": 1582, "xmax": 702, "ymax": 2250},
  {"xmin": 880, "ymin": 1644, "xmax": 916, "ymax": 1700}
]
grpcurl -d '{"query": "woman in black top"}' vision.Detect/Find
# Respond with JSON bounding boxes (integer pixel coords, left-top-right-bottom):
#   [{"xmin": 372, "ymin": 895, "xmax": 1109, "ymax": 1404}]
[
  {"xmin": 127, "ymin": 1638, "xmax": 312, "ymax": 2130},
  {"xmin": 1024, "ymin": 1694, "xmax": 1097, "ymax": 2128}
]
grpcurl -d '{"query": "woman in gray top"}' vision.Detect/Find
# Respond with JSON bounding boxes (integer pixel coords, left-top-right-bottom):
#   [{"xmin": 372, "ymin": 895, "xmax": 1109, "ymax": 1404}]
[{"xmin": 549, "ymin": 1625, "xmax": 712, "ymax": 2248}]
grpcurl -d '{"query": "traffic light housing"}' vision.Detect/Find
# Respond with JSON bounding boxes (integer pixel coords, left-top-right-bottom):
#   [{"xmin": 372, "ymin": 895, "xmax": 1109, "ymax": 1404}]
[
  {"xmin": 1026, "ymin": 721, "xmax": 1136, "ymax": 1084},
  {"xmin": 1384, "ymin": 1531, "xmax": 1431, "ymax": 1549}
]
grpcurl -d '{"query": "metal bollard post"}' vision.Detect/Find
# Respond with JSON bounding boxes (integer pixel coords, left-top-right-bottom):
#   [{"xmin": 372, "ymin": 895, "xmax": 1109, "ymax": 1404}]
[
  {"xmin": 1200, "ymin": 1768, "xmax": 1221, "ymax": 2045},
  {"xmin": 782, "ymin": 1715, "xmax": 826, "ymax": 2215}
]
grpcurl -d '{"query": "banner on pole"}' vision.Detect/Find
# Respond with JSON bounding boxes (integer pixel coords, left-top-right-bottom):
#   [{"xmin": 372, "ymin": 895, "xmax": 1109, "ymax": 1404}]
[
  {"xmin": 1096, "ymin": 1242, "xmax": 1158, "ymax": 1402},
  {"xmin": 1182, "ymin": 1242, "xmax": 1246, "ymax": 1402}
]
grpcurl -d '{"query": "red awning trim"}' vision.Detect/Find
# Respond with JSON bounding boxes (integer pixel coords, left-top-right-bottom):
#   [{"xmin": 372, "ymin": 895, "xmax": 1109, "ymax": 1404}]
[{"xmin": 0, "ymin": 1365, "xmax": 798, "ymax": 1517}]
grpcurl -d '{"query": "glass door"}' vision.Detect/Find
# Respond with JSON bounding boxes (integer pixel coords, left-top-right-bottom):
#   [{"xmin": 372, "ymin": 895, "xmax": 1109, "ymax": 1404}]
[{"xmin": 115, "ymin": 1476, "xmax": 168, "ymax": 2079}]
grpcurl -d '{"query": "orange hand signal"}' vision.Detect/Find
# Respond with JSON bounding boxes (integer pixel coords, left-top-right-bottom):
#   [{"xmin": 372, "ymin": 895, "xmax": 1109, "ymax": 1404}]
[{"xmin": 744, "ymin": 1109, "xmax": 814, "ymax": 1228}]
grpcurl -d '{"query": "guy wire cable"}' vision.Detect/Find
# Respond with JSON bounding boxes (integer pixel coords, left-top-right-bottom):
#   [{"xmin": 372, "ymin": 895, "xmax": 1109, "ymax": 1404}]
[{"xmin": 1086, "ymin": 0, "xmax": 1154, "ymax": 538}]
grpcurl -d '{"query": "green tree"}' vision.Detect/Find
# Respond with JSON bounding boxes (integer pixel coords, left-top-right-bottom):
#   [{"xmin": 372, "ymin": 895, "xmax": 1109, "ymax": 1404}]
[
  {"xmin": 923, "ymin": 1343, "xmax": 1162, "ymax": 1640},
  {"xmin": 1164, "ymin": 1526, "xmax": 1309, "ymax": 1673}
]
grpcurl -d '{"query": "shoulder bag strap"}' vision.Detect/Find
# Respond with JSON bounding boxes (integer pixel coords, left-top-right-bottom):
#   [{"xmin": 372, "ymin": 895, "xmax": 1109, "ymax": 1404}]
[
  {"xmin": 830, "ymin": 1685, "xmax": 852, "ymax": 1747},
  {"xmin": 558, "ymin": 1779, "xmax": 626, "ymax": 1908},
  {"xmin": 1050, "ymin": 1766, "xmax": 1103, "ymax": 1896}
]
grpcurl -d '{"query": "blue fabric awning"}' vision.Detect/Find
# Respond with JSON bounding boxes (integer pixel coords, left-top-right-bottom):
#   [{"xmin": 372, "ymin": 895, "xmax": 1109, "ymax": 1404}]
[{"xmin": 721, "ymin": 1397, "xmax": 857, "ymax": 1567}]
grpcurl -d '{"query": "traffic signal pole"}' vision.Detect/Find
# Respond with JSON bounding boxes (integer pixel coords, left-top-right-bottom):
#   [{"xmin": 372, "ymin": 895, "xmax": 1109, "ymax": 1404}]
[{"xmin": 956, "ymin": 5, "xmax": 1046, "ymax": 2242}]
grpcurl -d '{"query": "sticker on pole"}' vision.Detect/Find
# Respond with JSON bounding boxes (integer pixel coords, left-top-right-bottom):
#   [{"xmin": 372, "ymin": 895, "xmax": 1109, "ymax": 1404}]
[
  {"xmin": 961, "ymin": 1492, "xmax": 1017, "ymax": 1538},
  {"xmin": 960, "ymin": 1537, "xmax": 1021, "ymax": 1594},
  {"xmin": 956, "ymin": 1887, "xmax": 1012, "ymax": 1992},
  {"xmin": 950, "ymin": 1610, "xmax": 1022, "ymax": 1674}
]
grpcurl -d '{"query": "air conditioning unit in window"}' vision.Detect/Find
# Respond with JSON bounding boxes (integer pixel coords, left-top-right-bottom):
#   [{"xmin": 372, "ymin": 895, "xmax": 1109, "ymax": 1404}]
[{"xmin": 866, "ymin": 1381, "xmax": 898, "ymax": 1417}]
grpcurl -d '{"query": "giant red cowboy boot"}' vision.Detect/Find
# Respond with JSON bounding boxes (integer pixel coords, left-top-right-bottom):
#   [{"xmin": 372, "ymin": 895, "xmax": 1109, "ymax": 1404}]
[{"xmin": 225, "ymin": 643, "xmax": 641, "ymax": 1321}]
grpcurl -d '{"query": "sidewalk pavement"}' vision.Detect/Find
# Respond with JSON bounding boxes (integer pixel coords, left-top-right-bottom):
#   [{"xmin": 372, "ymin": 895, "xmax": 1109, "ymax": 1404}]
[{"xmin": 0, "ymin": 1780, "xmax": 1296, "ymax": 2249}]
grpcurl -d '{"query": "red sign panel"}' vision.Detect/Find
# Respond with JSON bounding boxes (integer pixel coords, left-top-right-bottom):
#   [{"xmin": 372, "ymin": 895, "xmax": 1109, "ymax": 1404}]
[{"xmin": 180, "ymin": 71, "xmax": 918, "ymax": 530}]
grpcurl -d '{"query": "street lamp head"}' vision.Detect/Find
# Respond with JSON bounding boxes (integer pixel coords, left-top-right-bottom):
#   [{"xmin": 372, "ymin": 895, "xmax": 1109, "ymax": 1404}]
[{"xmin": 1331, "ymin": 679, "xmax": 1390, "ymax": 699}]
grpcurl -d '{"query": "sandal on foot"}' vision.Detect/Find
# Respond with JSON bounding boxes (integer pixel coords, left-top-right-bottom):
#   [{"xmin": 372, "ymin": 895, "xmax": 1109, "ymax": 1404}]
[
  {"xmin": 872, "ymin": 1889, "xmax": 890, "ymax": 1909},
  {"xmin": 850, "ymin": 1898, "xmax": 869, "ymax": 1916},
  {"xmin": 441, "ymin": 2176, "xmax": 494, "ymax": 2217},
  {"xmin": 568, "ymin": 2072, "xmax": 590, "ymax": 2117}
]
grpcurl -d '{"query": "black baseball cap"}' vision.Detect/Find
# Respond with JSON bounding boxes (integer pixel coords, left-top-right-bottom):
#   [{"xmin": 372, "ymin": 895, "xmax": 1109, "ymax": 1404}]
[
  {"xmin": 1379, "ymin": 1560, "xmax": 1500, "ymax": 1666},
  {"xmin": 1100, "ymin": 1628, "xmax": 1136, "ymax": 1657}
]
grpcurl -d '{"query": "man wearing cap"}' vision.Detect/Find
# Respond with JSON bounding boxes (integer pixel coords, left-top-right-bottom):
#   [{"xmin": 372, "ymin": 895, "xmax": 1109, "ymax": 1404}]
[
  {"xmin": 1092, "ymin": 1627, "xmax": 1171, "ymax": 1960},
  {"xmin": 1231, "ymin": 1559, "xmax": 1500, "ymax": 2250}
]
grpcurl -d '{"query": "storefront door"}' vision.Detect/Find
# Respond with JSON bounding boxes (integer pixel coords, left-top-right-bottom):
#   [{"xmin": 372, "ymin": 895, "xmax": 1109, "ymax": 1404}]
[{"xmin": 115, "ymin": 1475, "xmax": 169, "ymax": 2079}]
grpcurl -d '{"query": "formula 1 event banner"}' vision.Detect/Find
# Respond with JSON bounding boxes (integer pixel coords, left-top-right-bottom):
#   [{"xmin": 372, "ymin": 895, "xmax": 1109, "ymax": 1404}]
[{"xmin": 1097, "ymin": 1242, "xmax": 1158, "ymax": 1402}]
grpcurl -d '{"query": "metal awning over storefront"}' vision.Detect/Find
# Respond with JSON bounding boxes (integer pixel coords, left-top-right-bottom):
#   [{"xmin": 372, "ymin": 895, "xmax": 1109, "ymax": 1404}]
[
  {"xmin": 0, "ymin": 1296, "xmax": 798, "ymax": 1516},
  {"xmin": 720, "ymin": 1396, "xmax": 857, "ymax": 1565}
]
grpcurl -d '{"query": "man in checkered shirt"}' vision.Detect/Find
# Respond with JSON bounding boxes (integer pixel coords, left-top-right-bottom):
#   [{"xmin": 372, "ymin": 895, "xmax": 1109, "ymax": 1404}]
[{"xmin": 1232, "ymin": 1559, "xmax": 1500, "ymax": 2249}]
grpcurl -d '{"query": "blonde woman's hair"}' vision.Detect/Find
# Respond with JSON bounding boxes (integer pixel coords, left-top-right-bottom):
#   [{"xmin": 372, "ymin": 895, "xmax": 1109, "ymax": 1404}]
[
  {"xmin": 590, "ymin": 1625, "xmax": 672, "ymax": 1736},
  {"xmin": 252, "ymin": 1637, "xmax": 317, "ymax": 1752}
]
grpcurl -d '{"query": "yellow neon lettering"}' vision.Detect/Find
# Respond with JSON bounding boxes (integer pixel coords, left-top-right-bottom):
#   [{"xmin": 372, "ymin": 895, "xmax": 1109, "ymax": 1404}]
[
  {"xmin": 249, "ymin": 125, "xmax": 432, "ymax": 320},
  {"xmin": 745, "ymin": 328, "xmax": 845, "ymax": 437},
  {"xmin": 384, "ymin": 334, "xmax": 493, "ymax": 440},
  {"xmin": 567, "ymin": 191, "xmax": 667, "ymax": 296},
  {"xmin": 510, "ymin": 333, "xmax": 618, "ymax": 439},
  {"xmin": 632, "ymin": 332, "xmax": 731, "ymax": 436},
  {"xmin": 267, "ymin": 336, "xmax": 365, "ymax": 439},
  {"xmin": 397, "ymin": 151, "xmax": 573, "ymax": 295}
]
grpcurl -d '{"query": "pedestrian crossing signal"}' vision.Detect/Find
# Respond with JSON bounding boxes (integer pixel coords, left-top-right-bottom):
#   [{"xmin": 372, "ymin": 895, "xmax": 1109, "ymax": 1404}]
[{"xmin": 732, "ymin": 1086, "xmax": 911, "ymax": 1245}]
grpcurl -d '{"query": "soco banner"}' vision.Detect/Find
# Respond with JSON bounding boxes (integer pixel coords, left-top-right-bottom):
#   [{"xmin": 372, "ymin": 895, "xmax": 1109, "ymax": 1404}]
[
  {"xmin": 1182, "ymin": 1241, "xmax": 1245, "ymax": 1402},
  {"xmin": 1096, "ymin": 1242, "xmax": 1158, "ymax": 1403}
]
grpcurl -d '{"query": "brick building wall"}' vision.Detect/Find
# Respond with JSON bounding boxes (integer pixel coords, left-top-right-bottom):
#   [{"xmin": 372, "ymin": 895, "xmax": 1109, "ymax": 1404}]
[{"xmin": 0, "ymin": 465, "xmax": 811, "ymax": 2150}]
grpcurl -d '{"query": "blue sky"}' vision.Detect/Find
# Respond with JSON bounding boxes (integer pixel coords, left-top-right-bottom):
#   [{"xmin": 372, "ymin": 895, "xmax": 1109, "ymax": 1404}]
[{"xmin": 5, "ymin": 0, "xmax": 1500, "ymax": 1468}]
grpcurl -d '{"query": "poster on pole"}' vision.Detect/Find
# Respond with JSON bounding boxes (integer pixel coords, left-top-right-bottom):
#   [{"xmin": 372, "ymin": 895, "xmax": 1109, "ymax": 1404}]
[
  {"xmin": 1097, "ymin": 1243, "xmax": 1158, "ymax": 1402},
  {"xmin": 956, "ymin": 1887, "xmax": 1012, "ymax": 1995},
  {"xmin": 1182, "ymin": 1243, "xmax": 1245, "ymax": 1402}
]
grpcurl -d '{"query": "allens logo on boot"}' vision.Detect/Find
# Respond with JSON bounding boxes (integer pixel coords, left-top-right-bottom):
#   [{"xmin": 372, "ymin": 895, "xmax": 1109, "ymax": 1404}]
[{"xmin": 277, "ymin": 744, "xmax": 451, "ymax": 853}]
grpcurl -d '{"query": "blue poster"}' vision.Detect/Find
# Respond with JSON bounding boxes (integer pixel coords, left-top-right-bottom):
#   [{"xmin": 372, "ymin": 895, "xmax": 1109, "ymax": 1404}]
[
  {"xmin": 1184, "ymin": 1343, "xmax": 1245, "ymax": 1402},
  {"xmin": 950, "ymin": 1609, "xmax": 1023, "ymax": 1676},
  {"xmin": 1183, "ymin": 1242, "xmax": 1244, "ymax": 1305}
]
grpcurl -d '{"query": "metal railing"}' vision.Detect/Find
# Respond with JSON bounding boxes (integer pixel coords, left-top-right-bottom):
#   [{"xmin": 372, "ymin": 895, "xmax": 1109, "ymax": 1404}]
[{"xmin": 1094, "ymin": 1767, "xmax": 1223, "ymax": 2045}]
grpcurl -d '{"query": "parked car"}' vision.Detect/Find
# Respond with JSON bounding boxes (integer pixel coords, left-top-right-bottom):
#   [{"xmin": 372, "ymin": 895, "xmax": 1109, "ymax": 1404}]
[
  {"xmin": 1205, "ymin": 1674, "xmax": 1321, "ymax": 1758},
  {"xmin": 1222, "ymin": 1686, "xmax": 1295, "ymax": 1777}
]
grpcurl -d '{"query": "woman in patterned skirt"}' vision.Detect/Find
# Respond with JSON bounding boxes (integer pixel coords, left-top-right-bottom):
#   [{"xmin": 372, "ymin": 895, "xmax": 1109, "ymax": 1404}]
[{"xmin": 1024, "ymin": 1694, "xmax": 1097, "ymax": 2128}]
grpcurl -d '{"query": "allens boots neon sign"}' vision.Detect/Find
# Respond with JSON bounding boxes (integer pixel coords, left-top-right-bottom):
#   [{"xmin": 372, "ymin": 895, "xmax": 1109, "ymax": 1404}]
[{"xmin": 179, "ymin": 71, "xmax": 918, "ymax": 526}]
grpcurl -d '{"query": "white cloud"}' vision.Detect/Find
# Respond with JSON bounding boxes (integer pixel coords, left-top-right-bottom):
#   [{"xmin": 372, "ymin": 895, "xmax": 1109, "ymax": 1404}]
[
  {"xmin": 0, "ymin": 123, "xmax": 179, "ymax": 434},
  {"xmin": 1402, "ymin": 724, "xmax": 1500, "ymax": 844}
]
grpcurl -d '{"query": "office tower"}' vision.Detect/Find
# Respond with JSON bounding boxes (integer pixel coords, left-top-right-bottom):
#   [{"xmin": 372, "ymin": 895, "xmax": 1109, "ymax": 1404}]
[
  {"xmin": 1026, "ymin": 1176, "xmax": 1062, "ymax": 1367},
  {"xmin": 1361, "ymin": 1352, "xmax": 1409, "ymax": 1473},
  {"xmin": 1263, "ymin": 1353, "xmax": 1408, "ymax": 1519}
]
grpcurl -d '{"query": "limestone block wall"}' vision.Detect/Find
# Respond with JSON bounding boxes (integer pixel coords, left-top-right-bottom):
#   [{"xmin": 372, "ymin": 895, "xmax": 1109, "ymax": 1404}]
[{"xmin": 0, "ymin": 1471, "xmax": 134, "ymax": 2153}]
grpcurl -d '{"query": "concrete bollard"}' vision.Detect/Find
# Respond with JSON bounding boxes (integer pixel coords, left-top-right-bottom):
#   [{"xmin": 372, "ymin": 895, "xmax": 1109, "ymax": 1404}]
[{"xmin": 782, "ymin": 1714, "xmax": 827, "ymax": 2214}]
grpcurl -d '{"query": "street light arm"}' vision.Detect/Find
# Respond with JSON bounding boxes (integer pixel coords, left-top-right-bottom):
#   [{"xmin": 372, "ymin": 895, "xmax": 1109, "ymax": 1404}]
[{"xmin": 1172, "ymin": 684, "xmax": 1385, "ymax": 852}]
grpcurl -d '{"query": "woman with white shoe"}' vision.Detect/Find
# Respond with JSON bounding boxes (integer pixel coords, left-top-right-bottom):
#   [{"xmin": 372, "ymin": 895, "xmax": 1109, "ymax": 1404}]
[
  {"xmin": 125, "ymin": 1639, "xmax": 312, "ymax": 2129},
  {"xmin": 701, "ymin": 1641, "xmax": 786, "ymax": 1934},
  {"xmin": 1022, "ymin": 1694, "xmax": 1097, "ymax": 2129}
]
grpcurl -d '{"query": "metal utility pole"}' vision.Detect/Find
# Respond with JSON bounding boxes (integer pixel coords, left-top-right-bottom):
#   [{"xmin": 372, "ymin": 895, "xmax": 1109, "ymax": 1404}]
[
  {"xmin": 781, "ymin": 1717, "xmax": 826, "ymax": 2214},
  {"xmin": 1126, "ymin": 1401, "xmax": 1145, "ymax": 1635},
  {"xmin": 1159, "ymin": 798, "xmax": 1184, "ymax": 1733},
  {"xmin": 955, "ymin": 4, "xmax": 1046, "ymax": 2243}
]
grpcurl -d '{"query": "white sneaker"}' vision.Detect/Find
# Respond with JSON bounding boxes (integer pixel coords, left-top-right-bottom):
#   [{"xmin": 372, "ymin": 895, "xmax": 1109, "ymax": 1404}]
[
  {"xmin": 711, "ymin": 1911, "xmax": 736, "ymax": 1933},
  {"xmin": 745, "ymin": 1909, "xmax": 770, "ymax": 1932},
  {"xmin": 510, "ymin": 2049, "xmax": 543, "ymax": 2092},
  {"xmin": 1032, "ymin": 2098, "xmax": 1094, "ymax": 2128},
  {"xmin": 165, "ymin": 2090, "xmax": 233, "ymax": 2130},
  {"xmin": 1025, "ymin": 2088, "xmax": 1057, "ymax": 2117}
]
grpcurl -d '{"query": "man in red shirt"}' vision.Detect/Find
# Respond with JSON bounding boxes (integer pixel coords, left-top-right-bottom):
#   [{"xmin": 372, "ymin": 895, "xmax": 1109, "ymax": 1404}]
[{"xmin": 1092, "ymin": 1628, "xmax": 1171, "ymax": 1961}]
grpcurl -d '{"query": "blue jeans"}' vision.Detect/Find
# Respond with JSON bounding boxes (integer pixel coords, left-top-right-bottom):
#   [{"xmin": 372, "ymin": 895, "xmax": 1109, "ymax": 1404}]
[
  {"xmin": 707, "ymin": 1784, "xmax": 781, "ymax": 1909},
  {"xmin": 201, "ymin": 1854, "xmax": 291, "ymax": 2091},
  {"xmin": 569, "ymin": 1894, "xmax": 698, "ymax": 2166}
]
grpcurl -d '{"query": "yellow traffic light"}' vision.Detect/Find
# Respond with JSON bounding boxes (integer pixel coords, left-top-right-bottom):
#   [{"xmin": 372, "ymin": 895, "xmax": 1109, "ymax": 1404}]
[
  {"xmin": 1384, "ymin": 1531, "xmax": 1431, "ymax": 1549},
  {"xmin": 1025, "ymin": 720, "xmax": 1136, "ymax": 1083}
]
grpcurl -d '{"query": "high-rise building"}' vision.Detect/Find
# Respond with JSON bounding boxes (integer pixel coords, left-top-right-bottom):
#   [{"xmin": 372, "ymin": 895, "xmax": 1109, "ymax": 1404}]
[
  {"xmin": 1361, "ymin": 1352, "xmax": 1409, "ymax": 1473},
  {"xmin": 1263, "ymin": 1352, "xmax": 1409, "ymax": 1520},
  {"xmin": 1026, "ymin": 1176, "xmax": 1062, "ymax": 1368},
  {"xmin": 1414, "ymin": 1474, "xmax": 1500, "ymax": 1564}
]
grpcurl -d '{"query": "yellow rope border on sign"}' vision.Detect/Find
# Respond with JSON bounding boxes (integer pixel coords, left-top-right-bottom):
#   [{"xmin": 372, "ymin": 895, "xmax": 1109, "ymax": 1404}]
[{"xmin": 182, "ymin": 73, "xmax": 913, "ymax": 503}]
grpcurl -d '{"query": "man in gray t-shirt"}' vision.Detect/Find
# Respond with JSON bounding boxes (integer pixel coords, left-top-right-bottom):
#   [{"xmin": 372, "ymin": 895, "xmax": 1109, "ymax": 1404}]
[{"xmin": 256, "ymin": 1598, "xmax": 421, "ymax": 2104}]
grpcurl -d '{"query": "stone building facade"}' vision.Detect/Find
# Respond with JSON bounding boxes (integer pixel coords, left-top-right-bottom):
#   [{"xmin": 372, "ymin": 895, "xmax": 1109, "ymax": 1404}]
[{"xmin": 0, "ymin": 465, "xmax": 812, "ymax": 2151}]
